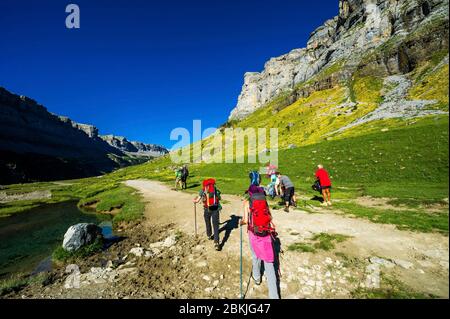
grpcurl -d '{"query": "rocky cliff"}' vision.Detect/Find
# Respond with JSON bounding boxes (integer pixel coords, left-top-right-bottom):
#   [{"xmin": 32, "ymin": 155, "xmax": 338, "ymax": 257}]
[
  {"xmin": 229, "ymin": 0, "xmax": 449, "ymax": 120},
  {"xmin": 0, "ymin": 87, "xmax": 168, "ymax": 184},
  {"xmin": 100, "ymin": 135, "xmax": 168, "ymax": 157}
]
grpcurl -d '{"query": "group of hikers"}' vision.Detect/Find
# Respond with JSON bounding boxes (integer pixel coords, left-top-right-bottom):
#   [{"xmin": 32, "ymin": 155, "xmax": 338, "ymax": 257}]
[{"xmin": 187, "ymin": 163, "xmax": 332, "ymax": 299}]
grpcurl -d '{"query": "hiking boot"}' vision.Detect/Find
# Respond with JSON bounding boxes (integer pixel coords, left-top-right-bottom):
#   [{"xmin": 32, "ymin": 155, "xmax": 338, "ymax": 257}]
[
  {"xmin": 214, "ymin": 243, "xmax": 221, "ymax": 251},
  {"xmin": 292, "ymin": 201, "xmax": 297, "ymax": 207},
  {"xmin": 252, "ymin": 275, "xmax": 262, "ymax": 286},
  {"xmin": 327, "ymin": 201, "xmax": 332, "ymax": 206},
  {"xmin": 284, "ymin": 207, "xmax": 289, "ymax": 213},
  {"xmin": 208, "ymin": 235, "xmax": 214, "ymax": 241},
  {"xmin": 320, "ymin": 202, "xmax": 328, "ymax": 207}
]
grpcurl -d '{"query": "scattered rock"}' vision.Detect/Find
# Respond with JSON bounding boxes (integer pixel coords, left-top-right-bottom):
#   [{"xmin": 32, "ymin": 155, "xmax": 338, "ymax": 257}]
[
  {"xmin": 62, "ymin": 223, "xmax": 102, "ymax": 252},
  {"xmin": 369, "ymin": 256, "xmax": 395, "ymax": 268},
  {"xmin": 196, "ymin": 261, "xmax": 208, "ymax": 268},
  {"xmin": 393, "ymin": 259, "xmax": 414, "ymax": 269},
  {"xmin": 365, "ymin": 263, "xmax": 380, "ymax": 289},
  {"xmin": 129, "ymin": 247, "xmax": 144, "ymax": 257},
  {"xmin": 162, "ymin": 235, "xmax": 177, "ymax": 248}
]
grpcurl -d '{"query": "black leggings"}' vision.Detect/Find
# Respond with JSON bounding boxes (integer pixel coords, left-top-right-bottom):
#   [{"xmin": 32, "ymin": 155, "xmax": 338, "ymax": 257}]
[
  {"xmin": 204, "ymin": 208, "xmax": 220, "ymax": 244},
  {"xmin": 284, "ymin": 187, "xmax": 295, "ymax": 204}
]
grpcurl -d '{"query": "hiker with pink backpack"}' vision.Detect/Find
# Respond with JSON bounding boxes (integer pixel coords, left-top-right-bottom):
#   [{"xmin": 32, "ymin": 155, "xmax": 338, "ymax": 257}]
[
  {"xmin": 193, "ymin": 178, "xmax": 222, "ymax": 251},
  {"xmin": 240, "ymin": 183, "xmax": 281, "ymax": 299}
]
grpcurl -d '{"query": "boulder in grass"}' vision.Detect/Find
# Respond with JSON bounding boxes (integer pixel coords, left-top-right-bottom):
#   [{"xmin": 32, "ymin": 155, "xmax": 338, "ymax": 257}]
[{"xmin": 62, "ymin": 223, "xmax": 103, "ymax": 252}]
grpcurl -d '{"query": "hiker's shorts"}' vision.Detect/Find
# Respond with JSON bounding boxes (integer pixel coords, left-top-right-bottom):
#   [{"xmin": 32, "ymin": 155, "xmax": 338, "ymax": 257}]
[
  {"xmin": 284, "ymin": 187, "xmax": 295, "ymax": 203},
  {"xmin": 321, "ymin": 186, "xmax": 331, "ymax": 190}
]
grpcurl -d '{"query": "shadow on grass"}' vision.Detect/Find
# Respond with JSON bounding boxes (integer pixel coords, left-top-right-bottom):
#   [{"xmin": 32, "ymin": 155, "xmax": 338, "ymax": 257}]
[
  {"xmin": 310, "ymin": 195, "xmax": 324, "ymax": 203},
  {"xmin": 185, "ymin": 183, "xmax": 201, "ymax": 190}
]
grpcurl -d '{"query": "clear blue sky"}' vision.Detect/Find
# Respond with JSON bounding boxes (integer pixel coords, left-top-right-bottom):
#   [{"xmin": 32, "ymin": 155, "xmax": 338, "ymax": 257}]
[{"xmin": 0, "ymin": 0, "xmax": 338, "ymax": 148}]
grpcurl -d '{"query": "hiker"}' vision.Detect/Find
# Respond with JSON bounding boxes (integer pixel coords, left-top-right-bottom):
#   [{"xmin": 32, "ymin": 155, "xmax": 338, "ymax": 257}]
[
  {"xmin": 266, "ymin": 172, "xmax": 278, "ymax": 199},
  {"xmin": 276, "ymin": 172, "xmax": 296, "ymax": 212},
  {"xmin": 193, "ymin": 178, "xmax": 222, "ymax": 251},
  {"xmin": 181, "ymin": 164, "xmax": 189, "ymax": 189},
  {"xmin": 265, "ymin": 163, "xmax": 277, "ymax": 177},
  {"xmin": 274, "ymin": 172, "xmax": 281, "ymax": 197},
  {"xmin": 241, "ymin": 185, "xmax": 280, "ymax": 299},
  {"xmin": 315, "ymin": 164, "xmax": 332, "ymax": 206},
  {"xmin": 249, "ymin": 170, "xmax": 261, "ymax": 186},
  {"xmin": 174, "ymin": 167, "xmax": 183, "ymax": 190}
]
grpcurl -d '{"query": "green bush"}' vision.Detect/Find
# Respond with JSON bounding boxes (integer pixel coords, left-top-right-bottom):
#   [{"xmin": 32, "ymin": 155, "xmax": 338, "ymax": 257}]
[{"xmin": 52, "ymin": 238, "xmax": 104, "ymax": 263}]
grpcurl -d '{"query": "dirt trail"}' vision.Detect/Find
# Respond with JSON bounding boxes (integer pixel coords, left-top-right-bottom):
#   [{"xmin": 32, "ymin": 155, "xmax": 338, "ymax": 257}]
[{"xmin": 126, "ymin": 179, "xmax": 449, "ymax": 298}]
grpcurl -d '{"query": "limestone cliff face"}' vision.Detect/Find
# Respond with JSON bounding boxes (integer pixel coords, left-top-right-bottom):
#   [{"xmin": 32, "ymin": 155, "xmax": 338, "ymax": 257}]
[
  {"xmin": 0, "ymin": 87, "xmax": 168, "ymax": 184},
  {"xmin": 100, "ymin": 135, "xmax": 168, "ymax": 157},
  {"xmin": 129, "ymin": 141, "xmax": 168, "ymax": 157},
  {"xmin": 57, "ymin": 116, "xmax": 99, "ymax": 139},
  {"xmin": 228, "ymin": 0, "xmax": 449, "ymax": 120}
]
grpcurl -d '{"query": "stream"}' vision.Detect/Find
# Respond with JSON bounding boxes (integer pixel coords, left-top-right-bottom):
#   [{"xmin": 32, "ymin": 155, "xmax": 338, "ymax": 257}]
[{"xmin": 0, "ymin": 201, "xmax": 112, "ymax": 279}]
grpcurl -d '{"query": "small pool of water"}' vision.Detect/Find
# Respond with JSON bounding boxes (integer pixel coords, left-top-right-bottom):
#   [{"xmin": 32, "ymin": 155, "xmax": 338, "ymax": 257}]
[{"xmin": 0, "ymin": 201, "xmax": 111, "ymax": 279}]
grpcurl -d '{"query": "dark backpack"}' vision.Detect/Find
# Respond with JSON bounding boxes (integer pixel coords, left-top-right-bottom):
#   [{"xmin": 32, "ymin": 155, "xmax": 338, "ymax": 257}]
[
  {"xmin": 181, "ymin": 167, "xmax": 189, "ymax": 180},
  {"xmin": 249, "ymin": 192, "xmax": 273, "ymax": 237},
  {"xmin": 249, "ymin": 170, "xmax": 261, "ymax": 186},
  {"xmin": 312, "ymin": 180, "xmax": 322, "ymax": 193}
]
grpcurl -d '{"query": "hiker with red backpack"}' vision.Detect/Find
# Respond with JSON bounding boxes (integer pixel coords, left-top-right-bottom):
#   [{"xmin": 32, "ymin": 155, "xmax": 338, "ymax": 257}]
[
  {"xmin": 240, "ymin": 184, "xmax": 280, "ymax": 299},
  {"xmin": 193, "ymin": 178, "xmax": 222, "ymax": 251}
]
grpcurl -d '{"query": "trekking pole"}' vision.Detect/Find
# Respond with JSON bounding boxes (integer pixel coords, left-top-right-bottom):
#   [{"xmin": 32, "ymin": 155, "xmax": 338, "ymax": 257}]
[
  {"xmin": 194, "ymin": 203, "xmax": 198, "ymax": 236},
  {"xmin": 240, "ymin": 216, "xmax": 243, "ymax": 299}
]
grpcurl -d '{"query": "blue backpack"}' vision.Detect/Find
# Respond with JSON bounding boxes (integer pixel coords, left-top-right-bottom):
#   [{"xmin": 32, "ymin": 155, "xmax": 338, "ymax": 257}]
[{"xmin": 249, "ymin": 171, "xmax": 261, "ymax": 186}]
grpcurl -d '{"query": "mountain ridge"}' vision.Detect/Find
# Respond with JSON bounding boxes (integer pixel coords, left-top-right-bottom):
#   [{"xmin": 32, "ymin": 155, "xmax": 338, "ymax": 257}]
[{"xmin": 0, "ymin": 87, "xmax": 168, "ymax": 184}]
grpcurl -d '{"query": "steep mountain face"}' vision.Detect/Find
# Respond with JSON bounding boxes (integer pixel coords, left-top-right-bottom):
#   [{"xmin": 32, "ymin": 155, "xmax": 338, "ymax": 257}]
[
  {"xmin": 100, "ymin": 135, "xmax": 168, "ymax": 157},
  {"xmin": 0, "ymin": 87, "xmax": 168, "ymax": 184},
  {"xmin": 229, "ymin": 0, "xmax": 449, "ymax": 120}
]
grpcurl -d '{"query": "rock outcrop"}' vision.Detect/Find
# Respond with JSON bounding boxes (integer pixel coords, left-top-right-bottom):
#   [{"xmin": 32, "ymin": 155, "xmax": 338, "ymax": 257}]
[
  {"xmin": 0, "ymin": 87, "xmax": 168, "ymax": 184},
  {"xmin": 58, "ymin": 116, "xmax": 99, "ymax": 138},
  {"xmin": 62, "ymin": 223, "xmax": 103, "ymax": 252},
  {"xmin": 228, "ymin": 0, "xmax": 449, "ymax": 120}
]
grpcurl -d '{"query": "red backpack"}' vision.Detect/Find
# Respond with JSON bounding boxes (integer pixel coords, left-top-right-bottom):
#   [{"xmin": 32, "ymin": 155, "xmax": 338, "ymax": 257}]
[
  {"xmin": 202, "ymin": 178, "xmax": 219, "ymax": 209},
  {"xmin": 249, "ymin": 192, "xmax": 273, "ymax": 237}
]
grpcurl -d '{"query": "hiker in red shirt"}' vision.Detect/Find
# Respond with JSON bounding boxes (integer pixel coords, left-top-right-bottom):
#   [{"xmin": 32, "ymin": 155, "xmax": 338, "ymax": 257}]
[{"xmin": 315, "ymin": 164, "xmax": 332, "ymax": 206}]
